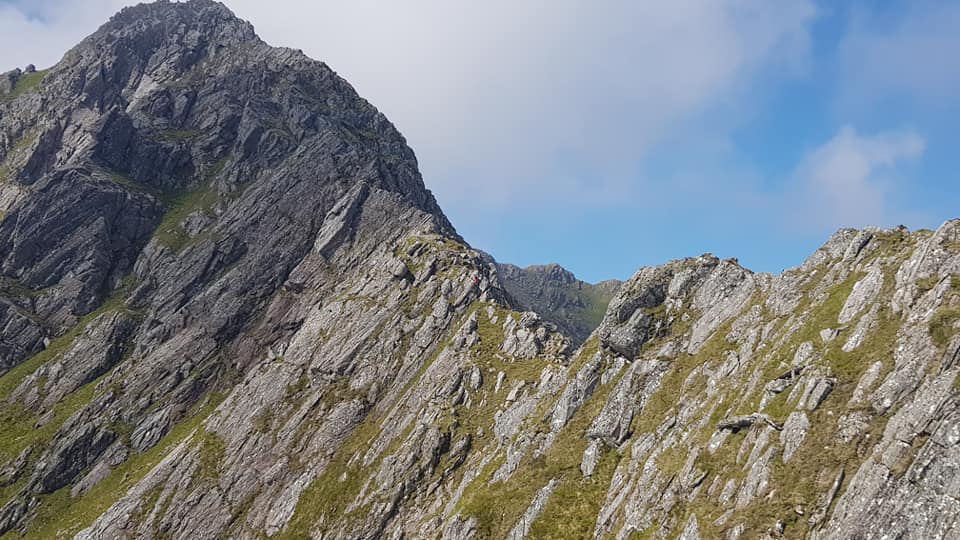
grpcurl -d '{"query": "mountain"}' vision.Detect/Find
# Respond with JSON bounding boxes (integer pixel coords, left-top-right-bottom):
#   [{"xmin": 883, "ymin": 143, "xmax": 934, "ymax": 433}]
[
  {"xmin": 0, "ymin": 2, "xmax": 958, "ymax": 539},
  {"xmin": 494, "ymin": 262, "xmax": 621, "ymax": 346}
]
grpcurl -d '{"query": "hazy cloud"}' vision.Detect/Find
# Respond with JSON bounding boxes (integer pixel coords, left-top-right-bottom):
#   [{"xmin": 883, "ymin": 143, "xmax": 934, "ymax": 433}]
[
  {"xmin": 0, "ymin": 1, "xmax": 130, "ymax": 70},
  {"xmin": 788, "ymin": 126, "xmax": 925, "ymax": 230},
  {"xmin": 838, "ymin": 2, "xmax": 960, "ymax": 104},
  {"xmin": 221, "ymin": 0, "xmax": 818, "ymax": 210}
]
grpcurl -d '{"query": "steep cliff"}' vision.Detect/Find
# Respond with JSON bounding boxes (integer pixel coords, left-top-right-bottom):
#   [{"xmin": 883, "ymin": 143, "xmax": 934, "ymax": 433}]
[{"xmin": 0, "ymin": 2, "xmax": 957, "ymax": 540}]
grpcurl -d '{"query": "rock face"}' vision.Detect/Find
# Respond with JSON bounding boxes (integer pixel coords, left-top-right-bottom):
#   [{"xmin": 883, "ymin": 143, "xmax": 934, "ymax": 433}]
[
  {"xmin": 0, "ymin": 3, "xmax": 959, "ymax": 540},
  {"xmin": 496, "ymin": 261, "xmax": 621, "ymax": 346}
]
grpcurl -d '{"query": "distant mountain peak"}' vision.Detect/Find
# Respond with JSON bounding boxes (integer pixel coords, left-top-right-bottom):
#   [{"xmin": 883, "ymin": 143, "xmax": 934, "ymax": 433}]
[
  {"xmin": 106, "ymin": 0, "xmax": 254, "ymax": 38},
  {"xmin": 496, "ymin": 261, "xmax": 622, "ymax": 345}
]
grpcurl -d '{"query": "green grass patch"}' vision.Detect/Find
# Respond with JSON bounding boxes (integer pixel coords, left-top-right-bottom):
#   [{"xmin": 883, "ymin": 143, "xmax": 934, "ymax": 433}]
[
  {"xmin": 929, "ymin": 274, "xmax": 960, "ymax": 348},
  {"xmin": 866, "ymin": 228, "xmax": 911, "ymax": 260},
  {"xmin": 577, "ymin": 335, "xmax": 601, "ymax": 361},
  {"xmin": 473, "ymin": 305, "xmax": 549, "ymax": 383},
  {"xmin": 762, "ymin": 388, "xmax": 794, "ymax": 420},
  {"xmin": 459, "ymin": 373, "xmax": 623, "ymax": 539},
  {"xmin": 633, "ymin": 318, "xmax": 738, "ymax": 436},
  {"xmin": 527, "ymin": 444, "xmax": 620, "ymax": 540},
  {"xmin": 152, "ymin": 184, "xmax": 218, "ymax": 253},
  {"xmin": 743, "ymin": 272, "xmax": 863, "ymax": 406},
  {"xmin": 18, "ymin": 396, "xmax": 223, "ymax": 539},
  {"xmin": 196, "ymin": 429, "xmax": 226, "ymax": 481},
  {"xmin": 203, "ymin": 157, "xmax": 229, "ymax": 184},
  {"xmin": 916, "ymin": 275, "xmax": 940, "ymax": 293},
  {"xmin": 318, "ymin": 377, "xmax": 368, "ymax": 410},
  {"xmin": 655, "ymin": 445, "xmax": 689, "ymax": 477},
  {"xmin": 158, "ymin": 130, "xmax": 198, "ymax": 143},
  {"xmin": 0, "ymin": 380, "xmax": 96, "ymax": 474},
  {"xmin": 667, "ymin": 431, "xmax": 746, "ymax": 535},
  {"xmin": 930, "ymin": 308, "xmax": 960, "ymax": 348},
  {"xmin": 107, "ymin": 172, "xmax": 171, "ymax": 201},
  {"xmin": 2, "ymin": 70, "xmax": 46, "ymax": 102},
  {"xmin": 827, "ymin": 305, "xmax": 900, "ymax": 383},
  {"xmin": 696, "ymin": 429, "xmax": 747, "ymax": 479},
  {"xmin": 628, "ymin": 524, "xmax": 661, "ymax": 539},
  {"xmin": 0, "ymin": 278, "xmax": 41, "ymax": 300},
  {"xmin": 108, "ymin": 167, "xmax": 235, "ymax": 255},
  {"xmin": 106, "ymin": 420, "xmax": 135, "ymax": 447}
]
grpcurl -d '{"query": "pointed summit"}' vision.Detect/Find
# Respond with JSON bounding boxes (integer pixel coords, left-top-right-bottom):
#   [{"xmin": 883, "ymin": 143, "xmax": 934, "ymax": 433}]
[{"xmin": 100, "ymin": 0, "xmax": 256, "ymax": 46}]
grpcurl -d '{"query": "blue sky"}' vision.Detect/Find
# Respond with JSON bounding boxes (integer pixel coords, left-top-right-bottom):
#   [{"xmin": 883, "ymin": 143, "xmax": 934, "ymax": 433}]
[{"xmin": 2, "ymin": 0, "xmax": 958, "ymax": 282}]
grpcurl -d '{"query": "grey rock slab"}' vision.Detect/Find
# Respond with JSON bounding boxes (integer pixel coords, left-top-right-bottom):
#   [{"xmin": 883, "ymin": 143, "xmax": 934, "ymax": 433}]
[
  {"xmin": 679, "ymin": 515, "xmax": 701, "ymax": 540},
  {"xmin": 780, "ymin": 412, "xmax": 810, "ymax": 463},
  {"xmin": 735, "ymin": 446, "xmax": 775, "ymax": 509},
  {"xmin": 849, "ymin": 361, "xmax": 884, "ymax": 405},
  {"xmin": 802, "ymin": 377, "xmax": 835, "ymax": 411},
  {"xmin": 581, "ymin": 438, "xmax": 603, "ymax": 477},
  {"xmin": 550, "ymin": 352, "xmax": 602, "ymax": 431},
  {"xmin": 819, "ymin": 327, "xmax": 839, "ymax": 343},
  {"xmin": 838, "ymin": 265, "xmax": 883, "ymax": 324}
]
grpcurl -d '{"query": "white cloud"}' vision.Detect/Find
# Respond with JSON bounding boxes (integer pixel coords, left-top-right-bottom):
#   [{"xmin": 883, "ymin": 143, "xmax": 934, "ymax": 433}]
[
  {"xmin": 221, "ymin": 0, "xmax": 818, "ymax": 209},
  {"xmin": 788, "ymin": 126, "xmax": 925, "ymax": 230}
]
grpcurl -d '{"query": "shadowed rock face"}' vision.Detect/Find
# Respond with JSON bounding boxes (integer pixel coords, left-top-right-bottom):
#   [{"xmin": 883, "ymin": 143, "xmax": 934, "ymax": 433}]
[{"xmin": 1, "ymin": 2, "xmax": 959, "ymax": 539}]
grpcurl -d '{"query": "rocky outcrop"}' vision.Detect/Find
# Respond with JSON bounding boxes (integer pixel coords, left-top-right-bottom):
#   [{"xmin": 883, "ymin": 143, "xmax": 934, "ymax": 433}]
[{"xmin": 0, "ymin": 2, "xmax": 958, "ymax": 540}]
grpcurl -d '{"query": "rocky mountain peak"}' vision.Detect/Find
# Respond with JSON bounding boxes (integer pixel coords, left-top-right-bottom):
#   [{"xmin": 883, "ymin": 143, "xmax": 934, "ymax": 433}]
[
  {"xmin": 27, "ymin": 0, "xmax": 259, "ymax": 117},
  {"xmin": 527, "ymin": 263, "xmax": 578, "ymax": 284},
  {"xmin": 0, "ymin": 0, "xmax": 456, "ymax": 371},
  {"xmin": 100, "ymin": 0, "xmax": 256, "ymax": 47},
  {"xmin": 3, "ymin": 0, "xmax": 450, "ymax": 223}
]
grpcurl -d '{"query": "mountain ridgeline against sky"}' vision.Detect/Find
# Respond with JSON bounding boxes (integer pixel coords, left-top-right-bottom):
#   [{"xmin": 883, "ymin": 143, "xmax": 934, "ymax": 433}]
[
  {"xmin": 0, "ymin": 2, "xmax": 958, "ymax": 539},
  {"xmin": 494, "ymin": 261, "xmax": 621, "ymax": 347}
]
